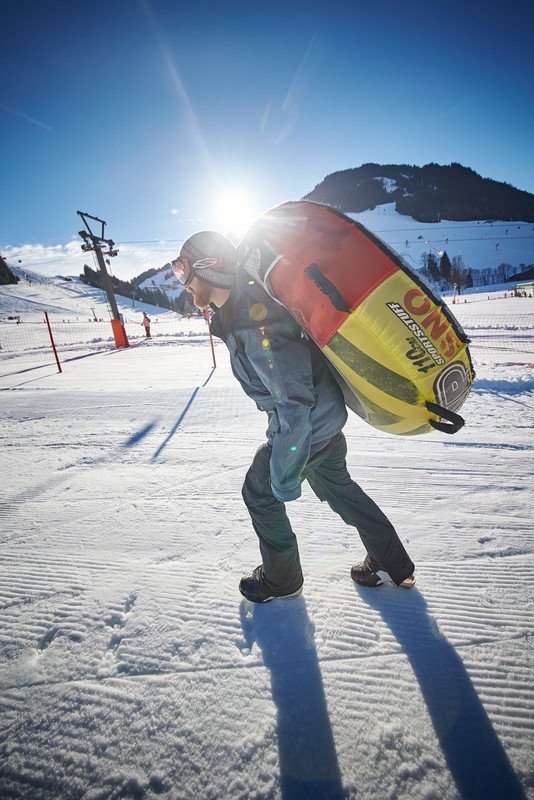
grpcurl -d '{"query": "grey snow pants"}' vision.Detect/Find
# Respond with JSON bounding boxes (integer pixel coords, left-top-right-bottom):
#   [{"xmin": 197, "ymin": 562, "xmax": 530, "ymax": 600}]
[{"xmin": 241, "ymin": 431, "xmax": 414, "ymax": 593}]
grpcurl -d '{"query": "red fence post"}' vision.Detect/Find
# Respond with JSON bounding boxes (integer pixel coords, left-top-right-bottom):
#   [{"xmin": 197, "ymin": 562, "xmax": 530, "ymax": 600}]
[{"xmin": 44, "ymin": 312, "xmax": 62, "ymax": 373}]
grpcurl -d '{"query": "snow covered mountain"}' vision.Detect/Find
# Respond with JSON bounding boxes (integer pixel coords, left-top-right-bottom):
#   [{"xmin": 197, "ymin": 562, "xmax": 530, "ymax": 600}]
[
  {"xmin": 348, "ymin": 203, "xmax": 534, "ymax": 281},
  {"xmin": 305, "ymin": 162, "xmax": 534, "ymax": 223},
  {"xmin": 137, "ymin": 264, "xmax": 185, "ymax": 302}
]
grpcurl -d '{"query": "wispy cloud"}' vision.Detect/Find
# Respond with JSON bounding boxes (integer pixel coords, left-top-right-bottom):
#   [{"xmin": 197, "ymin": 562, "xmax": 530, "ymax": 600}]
[
  {"xmin": 0, "ymin": 104, "xmax": 53, "ymax": 131},
  {"xmin": 432, "ymin": 98, "xmax": 473, "ymax": 120},
  {"xmin": 2, "ymin": 239, "xmax": 180, "ymax": 281}
]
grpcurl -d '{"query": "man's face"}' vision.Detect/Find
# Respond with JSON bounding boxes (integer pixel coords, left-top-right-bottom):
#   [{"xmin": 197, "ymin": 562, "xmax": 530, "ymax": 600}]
[{"xmin": 186, "ymin": 276, "xmax": 213, "ymax": 310}]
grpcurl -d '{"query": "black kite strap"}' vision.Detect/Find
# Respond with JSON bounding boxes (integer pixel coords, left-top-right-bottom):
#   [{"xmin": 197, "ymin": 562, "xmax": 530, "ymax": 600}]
[
  {"xmin": 426, "ymin": 401, "xmax": 465, "ymax": 434},
  {"xmin": 304, "ymin": 264, "xmax": 351, "ymax": 313}
]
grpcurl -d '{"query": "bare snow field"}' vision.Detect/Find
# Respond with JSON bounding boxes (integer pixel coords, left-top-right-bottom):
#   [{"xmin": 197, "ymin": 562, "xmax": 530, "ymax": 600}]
[{"xmin": 1, "ymin": 291, "xmax": 533, "ymax": 799}]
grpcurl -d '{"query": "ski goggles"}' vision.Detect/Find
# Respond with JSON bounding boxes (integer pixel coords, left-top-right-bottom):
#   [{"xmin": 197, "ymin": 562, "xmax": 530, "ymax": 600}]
[{"xmin": 169, "ymin": 256, "xmax": 218, "ymax": 286}]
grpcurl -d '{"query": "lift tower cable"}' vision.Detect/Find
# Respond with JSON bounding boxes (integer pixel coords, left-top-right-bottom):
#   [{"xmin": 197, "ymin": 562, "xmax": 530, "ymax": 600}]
[{"xmin": 77, "ymin": 211, "xmax": 120, "ymax": 320}]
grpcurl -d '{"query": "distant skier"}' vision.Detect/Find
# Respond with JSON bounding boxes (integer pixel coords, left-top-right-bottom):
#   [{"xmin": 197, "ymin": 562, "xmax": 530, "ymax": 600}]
[
  {"xmin": 169, "ymin": 231, "xmax": 415, "ymax": 603},
  {"xmin": 142, "ymin": 313, "xmax": 151, "ymax": 338}
]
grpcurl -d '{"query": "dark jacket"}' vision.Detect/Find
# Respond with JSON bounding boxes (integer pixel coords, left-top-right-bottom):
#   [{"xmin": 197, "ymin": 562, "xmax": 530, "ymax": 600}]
[{"xmin": 210, "ymin": 268, "xmax": 347, "ymax": 501}]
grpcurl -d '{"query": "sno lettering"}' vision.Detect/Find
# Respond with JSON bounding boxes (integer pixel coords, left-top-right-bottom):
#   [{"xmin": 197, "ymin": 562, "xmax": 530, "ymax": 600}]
[
  {"xmin": 404, "ymin": 288, "xmax": 432, "ymax": 316},
  {"xmin": 404, "ymin": 288, "xmax": 461, "ymax": 358}
]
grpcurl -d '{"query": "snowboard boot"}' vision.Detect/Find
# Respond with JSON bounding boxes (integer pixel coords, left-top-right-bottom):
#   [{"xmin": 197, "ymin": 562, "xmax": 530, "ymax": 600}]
[
  {"xmin": 239, "ymin": 566, "xmax": 303, "ymax": 604},
  {"xmin": 351, "ymin": 554, "xmax": 415, "ymax": 588}
]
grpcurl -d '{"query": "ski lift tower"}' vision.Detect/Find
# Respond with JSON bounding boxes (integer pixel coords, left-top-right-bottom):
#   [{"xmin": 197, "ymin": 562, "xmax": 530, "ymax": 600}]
[{"xmin": 77, "ymin": 211, "xmax": 128, "ymax": 348}]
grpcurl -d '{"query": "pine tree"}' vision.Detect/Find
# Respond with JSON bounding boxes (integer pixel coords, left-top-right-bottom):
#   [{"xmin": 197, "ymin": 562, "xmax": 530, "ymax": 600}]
[
  {"xmin": 440, "ymin": 251, "xmax": 453, "ymax": 283},
  {"xmin": 426, "ymin": 252, "xmax": 441, "ymax": 283}
]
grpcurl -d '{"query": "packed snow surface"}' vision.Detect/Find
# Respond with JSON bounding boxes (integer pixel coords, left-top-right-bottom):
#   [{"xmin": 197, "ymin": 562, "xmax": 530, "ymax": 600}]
[{"xmin": 0, "ymin": 280, "xmax": 533, "ymax": 799}]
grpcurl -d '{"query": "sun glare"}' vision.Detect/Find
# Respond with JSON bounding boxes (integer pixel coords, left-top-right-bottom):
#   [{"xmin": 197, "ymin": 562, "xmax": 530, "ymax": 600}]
[{"xmin": 212, "ymin": 189, "xmax": 259, "ymax": 239}]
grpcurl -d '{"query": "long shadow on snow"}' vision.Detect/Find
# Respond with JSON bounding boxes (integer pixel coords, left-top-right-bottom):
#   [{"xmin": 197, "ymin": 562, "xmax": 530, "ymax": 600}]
[
  {"xmin": 150, "ymin": 368, "xmax": 216, "ymax": 461},
  {"xmin": 240, "ymin": 598, "xmax": 346, "ymax": 800},
  {"xmin": 1, "ymin": 419, "xmax": 159, "ymax": 512},
  {"xmin": 356, "ymin": 585, "xmax": 526, "ymax": 800}
]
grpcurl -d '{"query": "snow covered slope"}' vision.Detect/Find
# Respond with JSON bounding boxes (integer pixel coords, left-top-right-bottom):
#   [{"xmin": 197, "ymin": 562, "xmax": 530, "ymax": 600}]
[
  {"xmin": 0, "ymin": 294, "xmax": 533, "ymax": 799},
  {"xmin": 350, "ymin": 203, "xmax": 534, "ymax": 274},
  {"xmin": 0, "ymin": 266, "xmax": 177, "ymax": 322},
  {"xmin": 3, "ymin": 203, "xmax": 533, "ymax": 303}
]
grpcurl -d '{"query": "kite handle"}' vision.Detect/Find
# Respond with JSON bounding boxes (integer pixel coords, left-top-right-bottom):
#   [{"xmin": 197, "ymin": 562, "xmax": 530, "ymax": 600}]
[
  {"xmin": 426, "ymin": 401, "xmax": 465, "ymax": 434},
  {"xmin": 304, "ymin": 264, "xmax": 351, "ymax": 313}
]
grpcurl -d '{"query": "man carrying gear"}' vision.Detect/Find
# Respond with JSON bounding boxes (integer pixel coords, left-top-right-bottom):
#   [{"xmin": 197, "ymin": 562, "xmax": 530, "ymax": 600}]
[{"xmin": 169, "ymin": 231, "xmax": 415, "ymax": 603}]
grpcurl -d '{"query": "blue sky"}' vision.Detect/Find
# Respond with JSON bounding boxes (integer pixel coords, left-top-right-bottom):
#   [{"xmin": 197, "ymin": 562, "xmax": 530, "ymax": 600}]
[{"xmin": 1, "ymin": 0, "xmax": 533, "ymax": 278}]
